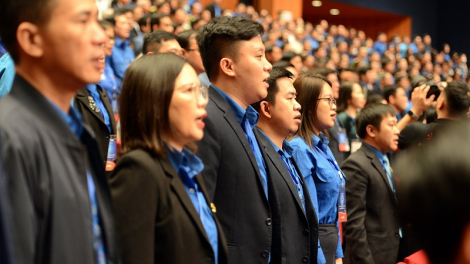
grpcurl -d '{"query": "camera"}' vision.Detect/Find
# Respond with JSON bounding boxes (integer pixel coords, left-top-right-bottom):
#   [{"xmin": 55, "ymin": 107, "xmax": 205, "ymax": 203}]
[{"xmin": 423, "ymin": 81, "xmax": 441, "ymax": 100}]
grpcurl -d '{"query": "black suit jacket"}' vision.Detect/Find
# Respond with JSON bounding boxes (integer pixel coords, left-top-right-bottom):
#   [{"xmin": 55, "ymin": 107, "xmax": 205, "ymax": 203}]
[
  {"xmin": 196, "ymin": 86, "xmax": 272, "ymax": 264},
  {"xmin": 75, "ymin": 86, "xmax": 117, "ymax": 168},
  {"xmin": 254, "ymin": 128, "xmax": 318, "ymax": 264},
  {"xmin": 0, "ymin": 75, "xmax": 118, "ymax": 264},
  {"xmin": 109, "ymin": 148, "xmax": 228, "ymax": 264},
  {"xmin": 340, "ymin": 145, "xmax": 400, "ymax": 264}
]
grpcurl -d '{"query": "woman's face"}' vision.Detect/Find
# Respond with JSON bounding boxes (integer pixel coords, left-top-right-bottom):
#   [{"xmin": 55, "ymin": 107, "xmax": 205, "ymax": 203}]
[
  {"xmin": 167, "ymin": 64, "xmax": 208, "ymax": 151},
  {"xmin": 350, "ymin": 83, "xmax": 366, "ymax": 109},
  {"xmin": 314, "ymin": 83, "xmax": 337, "ymax": 133}
]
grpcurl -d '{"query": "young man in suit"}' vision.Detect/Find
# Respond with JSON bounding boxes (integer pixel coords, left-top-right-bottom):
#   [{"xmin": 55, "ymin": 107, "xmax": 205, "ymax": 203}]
[
  {"xmin": 252, "ymin": 67, "xmax": 319, "ymax": 263},
  {"xmin": 0, "ymin": 0, "xmax": 118, "ymax": 263},
  {"xmin": 341, "ymin": 104, "xmax": 405, "ymax": 264},
  {"xmin": 196, "ymin": 16, "xmax": 273, "ymax": 263}
]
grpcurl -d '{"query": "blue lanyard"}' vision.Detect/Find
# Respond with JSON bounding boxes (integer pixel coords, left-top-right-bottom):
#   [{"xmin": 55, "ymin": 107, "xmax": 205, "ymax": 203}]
[{"xmin": 315, "ymin": 143, "xmax": 345, "ymax": 182}]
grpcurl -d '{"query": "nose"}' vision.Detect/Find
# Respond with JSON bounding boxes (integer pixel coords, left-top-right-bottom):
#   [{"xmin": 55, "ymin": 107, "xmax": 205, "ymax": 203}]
[
  {"xmin": 93, "ymin": 21, "xmax": 107, "ymax": 47},
  {"xmin": 264, "ymin": 56, "xmax": 273, "ymax": 71},
  {"xmin": 294, "ymin": 99, "xmax": 301, "ymax": 111}
]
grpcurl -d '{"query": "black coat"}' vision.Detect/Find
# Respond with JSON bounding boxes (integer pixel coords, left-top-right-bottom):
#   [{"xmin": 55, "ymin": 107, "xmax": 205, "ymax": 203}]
[
  {"xmin": 75, "ymin": 86, "xmax": 117, "ymax": 169},
  {"xmin": 254, "ymin": 128, "xmax": 319, "ymax": 264},
  {"xmin": 109, "ymin": 148, "xmax": 228, "ymax": 264},
  {"xmin": 196, "ymin": 86, "xmax": 273, "ymax": 264},
  {"xmin": 341, "ymin": 144, "xmax": 400, "ymax": 264},
  {"xmin": 0, "ymin": 75, "xmax": 118, "ymax": 264}
]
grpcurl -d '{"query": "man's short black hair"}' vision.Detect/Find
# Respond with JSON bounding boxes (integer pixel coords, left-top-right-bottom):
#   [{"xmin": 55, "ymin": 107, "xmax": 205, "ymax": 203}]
[
  {"xmin": 382, "ymin": 84, "xmax": 401, "ymax": 103},
  {"xmin": 196, "ymin": 16, "xmax": 265, "ymax": 82},
  {"xmin": 252, "ymin": 67, "xmax": 293, "ymax": 112},
  {"xmin": 107, "ymin": 9, "xmax": 128, "ymax": 25},
  {"xmin": 176, "ymin": 30, "xmax": 196, "ymax": 50},
  {"xmin": 0, "ymin": 0, "xmax": 56, "ymax": 63},
  {"xmin": 142, "ymin": 30, "xmax": 176, "ymax": 54},
  {"xmin": 150, "ymin": 14, "xmax": 170, "ymax": 30},
  {"xmin": 356, "ymin": 103, "xmax": 396, "ymax": 139},
  {"xmin": 281, "ymin": 51, "xmax": 300, "ymax": 61},
  {"xmin": 358, "ymin": 67, "xmax": 371, "ymax": 76},
  {"xmin": 444, "ymin": 81, "xmax": 470, "ymax": 117},
  {"xmin": 397, "ymin": 121, "xmax": 470, "ymax": 264},
  {"xmin": 138, "ymin": 14, "xmax": 150, "ymax": 27}
]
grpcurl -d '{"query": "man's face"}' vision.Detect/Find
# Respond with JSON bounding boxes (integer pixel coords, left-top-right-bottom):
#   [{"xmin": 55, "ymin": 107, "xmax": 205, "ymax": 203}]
[
  {"xmin": 373, "ymin": 114, "xmax": 399, "ymax": 153},
  {"xmin": 115, "ymin": 14, "xmax": 130, "ymax": 40},
  {"xmin": 394, "ymin": 87, "xmax": 408, "ymax": 112},
  {"xmin": 268, "ymin": 77, "xmax": 301, "ymax": 138},
  {"xmin": 40, "ymin": 0, "xmax": 106, "ymax": 85},
  {"xmin": 182, "ymin": 37, "xmax": 204, "ymax": 75},
  {"xmin": 159, "ymin": 39, "xmax": 182, "ymax": 55},
  {"xmin": 231, "ymin": 36, "xmax": 272, "ymax": 106},
  {"xmin": 290, "ymin": 55, "xmax": 303, "ymax": 74},
  {"xmin": 158, "ymin": 16, "xmax": 174, "ymax": 33},
  {"xmin": 327, "ymin": 73, "xmax": 340, "ymax": 99}
]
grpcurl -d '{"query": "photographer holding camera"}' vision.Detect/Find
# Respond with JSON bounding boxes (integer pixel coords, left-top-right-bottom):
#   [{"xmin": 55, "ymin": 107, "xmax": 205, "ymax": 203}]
[{"xmin": 397, "ymin": 80, "xmax": 470, "ymax": 150}]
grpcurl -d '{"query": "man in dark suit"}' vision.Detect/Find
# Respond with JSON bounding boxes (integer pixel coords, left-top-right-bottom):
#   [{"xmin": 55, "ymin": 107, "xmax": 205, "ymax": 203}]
[
  {"xmin": 341, "ymin": 104, "xmax": 405, "ymax": 264},
  {"xmin": 196, "ymin": 16, "xmax": 273, "ymax": 263},
  {"xmin": 75, "ymin": 84, "xmax": 117, "ymax": 171},
  {"xmin": 252, "ymin": 67, "xmax": 318, "ymax": 263},
  {"xmin": 0, "ymin": 140, "xmax": 15, "ymax": 264},
  {"xmin": 0, "ymin": 0, "xmax": 118, "ymax": 263}
]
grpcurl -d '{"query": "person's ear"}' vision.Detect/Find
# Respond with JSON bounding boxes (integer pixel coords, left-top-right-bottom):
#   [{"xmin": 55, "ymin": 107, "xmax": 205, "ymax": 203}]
[
  {"xmin": 436, "ymin": 94, "xmax": 445, "ymax": 110},
  {"xmin": 366, "ymin": 124, "xmax": 377, "ymax": 138},
  {"xmin": 260, "ymin": 101, "xmax": 272, "ymax": 119},
  {"xmin": 220, "ymin": 57, "xmax": 235, "ymax": 77},
  {"xmin": 16, "ymin": 22, "xmax": 44, "ymax": 58},
  {"xmin": 181, "ymin": 49, "xmax": 187, "ymax": 56}
]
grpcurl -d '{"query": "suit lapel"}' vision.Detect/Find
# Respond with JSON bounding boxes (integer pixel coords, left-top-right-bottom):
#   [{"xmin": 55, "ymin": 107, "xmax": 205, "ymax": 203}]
[
  {"xmin": 362, "ymin": 146, "xmax": 397, "ymax": 204},
  {"xmin": 208, "ymin": 86, "xmax": 265, "ymax": 195},
  {"xmin": 254, "ymin": 128, "xmax": 305, "ymax": 215},
  {"xmin": 159, "ymin": 157, "xmax": 211, "ymax": 244},
  {"xmin": 97, "ymin": 86, "xmax": 116, "ymax": 134},
  {"xmin": 76, "ymin": 88, "xmax": 106, "ymax": 125}
]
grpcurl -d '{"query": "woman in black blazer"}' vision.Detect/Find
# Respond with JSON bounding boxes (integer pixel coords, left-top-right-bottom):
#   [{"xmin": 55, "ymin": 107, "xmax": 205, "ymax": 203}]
[{"xmin": 109, "ymin": 53, "xmax": 227, "ymax": 264}]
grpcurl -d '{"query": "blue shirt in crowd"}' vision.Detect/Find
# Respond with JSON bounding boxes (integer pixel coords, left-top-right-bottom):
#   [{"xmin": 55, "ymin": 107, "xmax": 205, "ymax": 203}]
[
  {"xmin": 0, "ymin": 53, "xmax": 15, "ymax": 98},
  {"xmin": 109, "ymin": 38, "xmax": 134, "ymax": 84},
  {"xmin": 166, "ymin": 146, "xmax": 219, "ymax": 264},
  {"xmin": 372, "ymin": 41, "xmax": 387, "ymax": 56},
  {"xmin": 290, "ymin": 133, "xmax": 345, "ymax": 261},
  {"xmin": 99, "ymin": 57, "xmax": 119, "ymax": 109},
  {"xmin": 86, "ymin": 84, "xmax": 112, "ymax": 133},
  {"xmin": 212, "ymin": 85, "xmax": 269, "ymax": 199}
]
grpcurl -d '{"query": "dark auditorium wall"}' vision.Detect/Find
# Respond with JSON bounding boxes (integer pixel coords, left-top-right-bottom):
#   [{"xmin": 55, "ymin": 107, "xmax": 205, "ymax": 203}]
[{"xmin": 332, "ymin": 0, "xmax": 470, "ymax": 57}]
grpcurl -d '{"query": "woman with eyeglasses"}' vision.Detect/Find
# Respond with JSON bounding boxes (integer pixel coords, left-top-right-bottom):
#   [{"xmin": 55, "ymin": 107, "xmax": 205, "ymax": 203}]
[
  {"xmin": 109, "ymin": 53, "xmax": 227, "ymax": 264},
  {"xmin": 288, "ymin": 73, "xmax": 346, "ymax": 264}
]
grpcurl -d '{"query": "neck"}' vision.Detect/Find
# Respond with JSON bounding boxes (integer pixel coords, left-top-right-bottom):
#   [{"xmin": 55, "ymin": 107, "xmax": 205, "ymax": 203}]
[
  {"xmin": 166, "ymin": 138, "xmax": 184, "ymax": 152},
  {"xmin": 212, "ymin": 78, "xmax": 251, "ymax": 109},
  {"xmin": 362, "ymin": 137, "xmax": 385, "ymax": 154},
  {"xmin": 345, "ymin": 105, "xmax": 357, "ymax": 118},
  {"xmin": 256, "ymin": 121, "xmax": 286, "ymax": 150},
  {"xmin": 15, "ymin": 62, "xmax": 82, "ymax": 113}
]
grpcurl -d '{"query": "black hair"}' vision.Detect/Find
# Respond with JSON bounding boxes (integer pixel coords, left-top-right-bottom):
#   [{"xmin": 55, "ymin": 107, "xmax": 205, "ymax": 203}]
[
  {"xmin": 196, "ymin": 16, "xmax": 265, "ymax": 82},
  {"xmin": 444, "ymin": 81, "xmax": 470, "ymax": 117},
  {"xmin": 272, "ymin": 60, "xmax": 295, "ymax": 69},
  {"xmin": 138, "ymin": 14, "xmax": 150, "ymax": 27},
  {"xmin": 356, "ymin": 103, "xmax": 396, "ymax": 139},
  {"xmin": 397, "ymin": 120, "xmax": 470, "ymax": 264},
  {"xmin": 176, "ymin": 30, "xmax": 196, "ymax": 50},
  {"xmin": 142, "ymin": 30, "xmax": 177, "ymax": 54},
  {"xmin": 382, "ymin": 85, "xmax": 401, "ymax": 103},
  {"xmin": 150, "ymin": 13, "xmax": 170, "ymax": 30},
  {"xmin": 252, "ymin": 67, "xmax": 294, "ymax": 111},
  {"xmin": 0, "ymin": 0, "xmax": 57, "ymax": 63},
  {"xmin": 365, "ymin": 94, "xmax": 385, "ymax": 106},
  {"xmin": 358, "ymin": 67, "xmax": 371, "ymax": 76},
  {"xmin": 281, "ymin": 51, "xmax": 300, "ymax": 61}
]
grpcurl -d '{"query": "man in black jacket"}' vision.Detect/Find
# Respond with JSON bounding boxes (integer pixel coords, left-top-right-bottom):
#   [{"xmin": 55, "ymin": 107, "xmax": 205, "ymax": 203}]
[{"xmin": 0, "ymin": 0, "xmax": 118, "ymax": 263}]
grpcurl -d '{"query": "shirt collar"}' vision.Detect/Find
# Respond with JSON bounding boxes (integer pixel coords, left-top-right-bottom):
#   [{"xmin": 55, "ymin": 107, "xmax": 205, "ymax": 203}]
[
  {"xmin": 166, "ymin": 145, "xmax": 204, "ymax": 180},
  {"xmin": 48, "ymin": 100, "xmax": 84, "ymax": 138},
  {"xmin": 257, "ymin": 128, "xmax": 294, "ymax": 159},
  {"xmin": 212, "ymin": 85, "xmax": 259, "ymax": 127},
  {"xmin": 115, "ymin": 37, "xmax": 129, "ymax": 47},
  {"xmin": 362, "ymin": 142, "xmax": 384, "ymax": 164},
  {"xmin": 312, "ymin": 132, "xmax": 329, "ymax": 149}
]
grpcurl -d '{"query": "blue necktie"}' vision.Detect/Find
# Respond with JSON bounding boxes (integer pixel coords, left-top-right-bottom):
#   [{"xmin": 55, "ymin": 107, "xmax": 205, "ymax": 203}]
[
  {"xmin": 382, "ymin": 156, "xmax": 402, "ymax": 238},
  {"xmin": 86, "ymin": 172, "xmax": 107, "ymax": 264}
]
